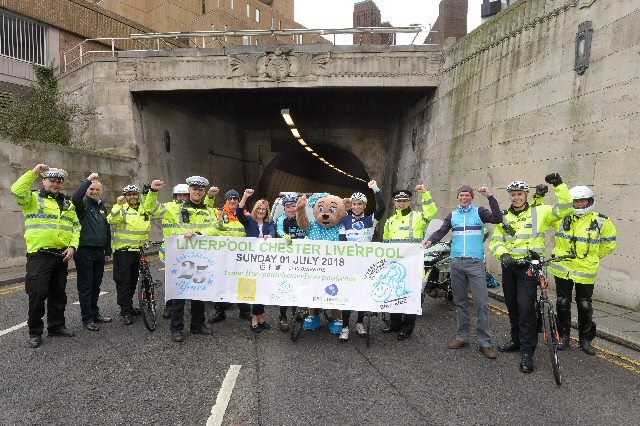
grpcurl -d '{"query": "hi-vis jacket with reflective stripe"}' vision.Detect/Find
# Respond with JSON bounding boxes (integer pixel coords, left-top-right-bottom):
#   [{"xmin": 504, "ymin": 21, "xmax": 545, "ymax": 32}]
[
  {"xmin": 548, "ymin": 211, "xmax": 617, "ymax": 284},
  {"xmin": 11, "ymin": 170, "xmax": 80, "ymax": 253},
  {"xmin": 143, "ymin": 191, "xmax": 219, "ymax": 260},
  {"xmin": 107, "ymin": 203, "xmax": 157, "ymax": 250},
  {"xmin": 490, "ymin": 184, "xmax": 573, "ymax": 260},
  {"xmin": 383, "ymin": 190, "xmax": 437, "ymax": 243},
  {"xmin": 204, "ymin": 195, "xmax": 246, "ymax": 237}
]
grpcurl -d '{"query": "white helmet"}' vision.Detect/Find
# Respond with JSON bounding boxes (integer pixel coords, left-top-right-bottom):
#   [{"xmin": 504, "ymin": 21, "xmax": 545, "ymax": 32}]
[
  {"xmin": 570, "ymin": 185, "xmax": 595, "ymax": 216},
  {"xmin": 507, "ymin": 181, "xmax": 529, "ymax": 192},
  {"xmin": 172, "ymin": 184, "xmax": 189, "ymax": 195},
  {"xmin": 350, "ymin": 192, "xmax": 368, "ymax": 203},
  {"xmin": 122, "ymin": 184, "xmax": 140, "ymax": 194}
]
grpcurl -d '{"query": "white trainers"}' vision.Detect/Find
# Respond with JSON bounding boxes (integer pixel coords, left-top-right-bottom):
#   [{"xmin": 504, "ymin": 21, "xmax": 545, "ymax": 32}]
[
  {"xmin": 355, "ymin": 322, "xmax": 367, "ymax": 336},
  {"xmin": 339, "ymin": 327, "xmax": 349, "ymax": 341}
]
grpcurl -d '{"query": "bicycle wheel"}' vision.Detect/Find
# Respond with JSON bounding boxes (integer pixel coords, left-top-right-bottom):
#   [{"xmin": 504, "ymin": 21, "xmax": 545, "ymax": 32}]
[
  {"xmin": 365, "ymin": 311, "xmax": 371, "ymax": 348},
  {"xmin": 290, "ymin": 307, "xmax": 307, "ymax": 342},
  {"xmin": 542, "ymin": 302, "xmax": 562, "ymax": 386},
  {"xmin": 138, "ymin": 274, "xmax": 157, "ymax": 332}
]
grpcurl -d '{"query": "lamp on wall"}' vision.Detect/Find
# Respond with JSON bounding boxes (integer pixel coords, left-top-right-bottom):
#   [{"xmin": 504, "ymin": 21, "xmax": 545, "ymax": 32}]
[{"xmin": 575, "ymin": 21, "xmax": 593, "ymax": 75}]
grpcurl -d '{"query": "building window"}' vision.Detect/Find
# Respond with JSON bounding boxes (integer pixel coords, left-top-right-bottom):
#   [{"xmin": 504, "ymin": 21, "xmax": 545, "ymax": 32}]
[
  {"xmin": 256, "ymin": 9, "xmax": 260, "ymax": 22},
  {"xmin": 0, "ymin": 11, "xmax": 47, "ymax": 66},
  {"xmin": 271, "ymin": 16, "xmax": 275, "ymax": 29},
  {"xmin": 230, "ymin": 0, "xmax": 234, "ymax": 9},
  {"xmin": 202, "ymin": 0, "xmax": 206, "ymax": 14},
  {"xmin": 278, "ymin": 20, "xmax": 282, "ymax": 29},
  {"xmin": 242, "ymin": 35, "xmax": 250, "ymax": 45},
  {"xmin": 247, "ymin": 4, "xmax": 250, "ymax": 17}
]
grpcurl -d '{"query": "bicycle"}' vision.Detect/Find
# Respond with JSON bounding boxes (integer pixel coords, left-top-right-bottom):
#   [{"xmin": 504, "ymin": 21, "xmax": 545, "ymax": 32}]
[
  {"xmin": 422, "ymin": 241, "xmax": 452, "ymax": 308},
  {"xmin": 137, "ymin": 241, "xmax": 164, "ymax": 332},
  {"xmin": 516, "ymin": 251, "xmax": 574, "ymax": 386}
]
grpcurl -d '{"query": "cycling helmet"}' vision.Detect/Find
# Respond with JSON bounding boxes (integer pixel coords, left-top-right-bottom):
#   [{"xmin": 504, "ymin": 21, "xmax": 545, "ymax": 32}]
[
  {"xmin": 506, "ymin": 181, "xmax": 529, "ymax": 192},
  {"xmin": 122, "ymin": 184, "xmax": 140, "ymax": 194},
  {"xmin": 281, "ymin": 194, "xmax": 298, "ymax": 206},
  {"xmin": 172, "ymin": 184, "xmax": 189, "ymax": 195},
  {"xmin": 570, "ymin": 185, "xmax": 595, "ymax": 216},
  {"xmin": 350, "ymin": 192, "xmax": 368, "ymax": 203}
]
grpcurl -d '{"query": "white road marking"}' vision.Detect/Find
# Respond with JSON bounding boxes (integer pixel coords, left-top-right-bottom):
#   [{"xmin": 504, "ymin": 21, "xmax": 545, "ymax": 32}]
[
  {"xmin": 0, "ymin": 322, "xmax": 27, "ymax": 337},
  {"xmin": 72, "ymin": 291, "xmax": 108, "ymax": 305},
  {"xmin": 206, "ymin": 364, "xmax": 242, "ymax": 426}
]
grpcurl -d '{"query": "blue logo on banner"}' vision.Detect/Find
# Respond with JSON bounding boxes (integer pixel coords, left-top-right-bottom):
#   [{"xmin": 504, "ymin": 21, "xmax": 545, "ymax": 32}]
[{"xmin": 325, "ymin": 284, "xmax": 339, "ymax": 296}]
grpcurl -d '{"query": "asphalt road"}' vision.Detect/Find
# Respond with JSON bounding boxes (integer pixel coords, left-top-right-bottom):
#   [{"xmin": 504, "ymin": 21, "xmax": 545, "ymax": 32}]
[{"xmin": 1, "ymin": 257, "xmax": 639, "ymax": 425}]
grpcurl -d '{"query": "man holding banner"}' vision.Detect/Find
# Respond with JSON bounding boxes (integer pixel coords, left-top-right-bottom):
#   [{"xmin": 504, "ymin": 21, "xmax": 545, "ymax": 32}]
[
  {"xmin": 146, "ymin": 176, "xmax": 220, "ymax": 343},
  {"xmin": 382, "ymin": 184, "xmax": 437, "ymax": 340}
]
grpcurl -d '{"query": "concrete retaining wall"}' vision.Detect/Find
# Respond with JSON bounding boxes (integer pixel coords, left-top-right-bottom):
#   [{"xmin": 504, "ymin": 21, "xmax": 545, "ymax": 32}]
[
  {"xmin": 391, "ymin": 0, "xmax": 640, "ymax": 309},
  {"xmin": 0, "ymin": 137, "xmax": 137, "ymax": 268}
]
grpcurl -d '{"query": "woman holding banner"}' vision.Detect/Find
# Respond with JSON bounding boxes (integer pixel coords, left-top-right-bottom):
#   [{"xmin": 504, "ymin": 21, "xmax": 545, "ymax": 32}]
[{"xmin": 237, "ymin": 189, "xmax": 276, "ymax": 333}]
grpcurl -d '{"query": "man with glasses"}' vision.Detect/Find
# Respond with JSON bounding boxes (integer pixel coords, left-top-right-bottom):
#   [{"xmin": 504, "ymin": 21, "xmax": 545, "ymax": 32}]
[
  {"xmin": 11, "ymin": 164, "xmax": 80, "ymax": 348},
  {"xmin": 208, "ymin": 189, "xmax": 251, "ymax": 323}
]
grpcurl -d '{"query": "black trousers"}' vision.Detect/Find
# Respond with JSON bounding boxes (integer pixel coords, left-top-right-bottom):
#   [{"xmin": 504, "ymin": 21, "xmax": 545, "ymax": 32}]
[
  {"xmin": 501, "ymin": 263, "xmax": 538, "ymax": 354},
  {"xmin": 113, "ymin": 250, "xmax": 140, "ymax": 316},
  {"xmin": 389, "ymin": 314, "xmax": 417, "ymax": 335},
  {"xmin": 342, "ymin": 310, "xmax": 366, "ymax": 327},
  {"xmin": 251, "ymin": 304, "xmax": 265, "ymax": 316},
  {"xmin": 74, "ymin": 246, "xmax": 106, "ymax": 324},
  {"xmin": 25, "ymin": 252, "xmax": 68, "ymax": 336},
  {"xmin": 214, "ymin": 302, "xmax": 250, "ymax": 315},
  {"xmin": 279, "ymin": 306, "xmax": 296, "ymax": 318},
  {"xmin": 170, "ymin": 299, "xmax": 205, "ymax": 332},
  {"xmin": 555, "ymin": 276, "xmax": 595, "ymax": 338}
]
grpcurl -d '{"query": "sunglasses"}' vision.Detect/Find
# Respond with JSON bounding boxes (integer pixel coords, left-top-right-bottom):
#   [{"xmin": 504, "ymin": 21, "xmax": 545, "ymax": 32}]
[{"xmin": 227, "ymin": 196, "xmax": 239, "ymax": 201}]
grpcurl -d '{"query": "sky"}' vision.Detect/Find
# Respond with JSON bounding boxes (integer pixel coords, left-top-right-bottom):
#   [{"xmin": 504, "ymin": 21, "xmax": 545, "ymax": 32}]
[{"xmin": 294, "ymin": 0, "xmax": 484, "ymax": 45}]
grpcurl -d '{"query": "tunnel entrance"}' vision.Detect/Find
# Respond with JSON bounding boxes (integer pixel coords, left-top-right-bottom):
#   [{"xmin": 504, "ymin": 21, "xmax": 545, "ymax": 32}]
[{"xmin": 133, "ymin": 87, "xmax": 430, "ymax": 211}]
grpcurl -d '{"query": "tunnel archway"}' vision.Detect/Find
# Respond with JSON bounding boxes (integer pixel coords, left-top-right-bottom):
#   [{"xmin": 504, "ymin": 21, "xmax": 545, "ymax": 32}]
[{"xmin": 257, "ymin": 143, "xmax": 376, "ymax": 214}]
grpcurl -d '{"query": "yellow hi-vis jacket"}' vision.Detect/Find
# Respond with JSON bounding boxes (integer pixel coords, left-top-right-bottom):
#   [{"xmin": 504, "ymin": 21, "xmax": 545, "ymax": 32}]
[
  {"xmin": 107, "ymin": 203, "xmax": 157, "ymax": 251},
  {"xmin": 548, "ymin": 211, "xmax": 617, "ymax": 284},
  {"xmin": 383, "ymin": 190, "xmax": 437, "ymax": 243},
  {"xmin": 203, "ymin": 195, "xmax": 246, "ymax": 237},
  {"xmin": 11, "ymin": 170, "xmax": 81, "ymax": 253},
  {"xmin": 143, "ymin": 191, "xmax": 219, "ymax": 261},
  {"xmin": 490, "ymin": 184, "xmax": 573, "ymax": 260}
]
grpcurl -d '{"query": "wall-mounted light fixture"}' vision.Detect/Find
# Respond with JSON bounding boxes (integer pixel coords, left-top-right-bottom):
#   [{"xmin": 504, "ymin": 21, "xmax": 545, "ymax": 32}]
[{"xmin": 575, "ymin": 21, "xmax": 593, "ymax": 75}]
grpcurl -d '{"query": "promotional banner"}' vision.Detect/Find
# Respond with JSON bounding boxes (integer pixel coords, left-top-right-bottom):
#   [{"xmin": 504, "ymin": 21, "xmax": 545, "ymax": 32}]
[{"xmin": 164, "ymin": 235, "xmax": 424, "ymax": 314}]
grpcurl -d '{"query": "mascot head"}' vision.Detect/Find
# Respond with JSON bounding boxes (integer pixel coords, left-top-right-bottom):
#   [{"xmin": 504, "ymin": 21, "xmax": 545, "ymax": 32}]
[{"xmin": 307, "ymin": 192, "xmax": 349, "ymax": 228}]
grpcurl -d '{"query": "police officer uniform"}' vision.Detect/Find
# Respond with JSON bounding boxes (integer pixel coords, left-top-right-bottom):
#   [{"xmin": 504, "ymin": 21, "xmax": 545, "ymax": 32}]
[
  {"xmin": 11, "ymin": 167, "xmax": 80, "ymax": 347},
  {"xmin": 107, "ymin": 185, "xmax": 158, "ymax": 324},
  {"xmin": 382, "ymin": 188, "xmax": 438, "ymax": 339},
  {"xmin": 144, "ymin": 176, "xmax": 219, "ymax": 342}
]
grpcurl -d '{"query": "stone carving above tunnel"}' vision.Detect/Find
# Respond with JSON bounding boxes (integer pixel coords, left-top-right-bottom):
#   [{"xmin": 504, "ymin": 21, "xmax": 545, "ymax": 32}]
[{"xmin": 228, "ymin": 48, "xmax": 330, "ymax": 82}]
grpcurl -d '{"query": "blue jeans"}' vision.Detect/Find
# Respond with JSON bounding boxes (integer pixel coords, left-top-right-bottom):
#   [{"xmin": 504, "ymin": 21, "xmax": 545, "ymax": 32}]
[{"xmin": 74, "ymin": 247, "xmax": 106, "ymax": 324}]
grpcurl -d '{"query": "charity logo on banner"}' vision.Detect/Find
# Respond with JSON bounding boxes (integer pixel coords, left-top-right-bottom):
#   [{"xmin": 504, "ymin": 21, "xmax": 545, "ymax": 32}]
[{"xmin": 164, "ymin": 235, "xmax": 424, "ymax": 314}]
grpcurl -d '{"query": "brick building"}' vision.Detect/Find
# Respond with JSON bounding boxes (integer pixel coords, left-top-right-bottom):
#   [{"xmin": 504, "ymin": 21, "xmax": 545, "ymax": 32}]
[
  {"xmin": 352, "ymin": 0, "xmax": 394, "ymax": 45},
  {"xmin": 424, "ymin": 0, "xmax": 468, "ymax": 45},
  {"xmin": 0, "ymin": 0, "xmax": 323, "ymax": 96}
]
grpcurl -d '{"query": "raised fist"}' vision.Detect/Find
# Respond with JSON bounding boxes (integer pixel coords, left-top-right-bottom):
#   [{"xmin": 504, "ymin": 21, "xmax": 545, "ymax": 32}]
[
  {"xmin": 544, "ymin": 173, "xmax": 562, "ymax": 187},
  {"xmin": 207, "ymin": 186, "xmax": 219, "ymax": 198},
  {"xmin": 243, "ymin": 189, "xmax": 254, "ymax": 198},
  {"xmin": 150, "ymin": 180, "xmax": 165, "ymax": 190},
  {"xmin": 87, "ymin": 173, "xmax": 99, "ymax": 181},
  {"xmin": 296, "ymin": 195, "xmax": 308, "ymax": 211},
  {"xmin": 368, "ymin": 180, "xmax": 378, "ymax": 191},
  {"xmin": 116, "ymin": 196, "xmax": 126, "ymax": 205},
  {"xmin": 478, "ymin": 187, "xmax": 492, "ymax": 197},
  {"xmin": 535, "ymin": 184, "xmax": 549, "ymax": 197},
  {"xmin": 33, "ymin": 164, "xmax": 49, "ymax": 174},
  {"xmin": 415, "ymin": 184, "xmax": 425, "ymax": 193}
]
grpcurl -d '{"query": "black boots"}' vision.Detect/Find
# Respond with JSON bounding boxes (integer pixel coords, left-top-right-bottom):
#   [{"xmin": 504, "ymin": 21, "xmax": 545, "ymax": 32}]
[
  {"xmin": 577, "ymin": 298, "xmax": 597, "ymax": 355},
  {"xmin": 519, "ymin": 352, "xmax": 534, "ymax": 373}
]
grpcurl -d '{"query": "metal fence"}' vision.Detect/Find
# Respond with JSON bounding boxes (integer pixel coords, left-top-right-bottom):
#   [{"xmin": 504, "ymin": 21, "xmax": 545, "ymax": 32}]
[{"xmin": 62, "ymin": 26, "xmax": 433, "ymax": 73}]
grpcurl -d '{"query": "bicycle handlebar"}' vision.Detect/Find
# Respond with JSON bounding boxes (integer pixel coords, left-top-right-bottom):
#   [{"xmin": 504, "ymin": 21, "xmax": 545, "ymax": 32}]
[
  {"xmin": 141, "ymin": 241, "xmax": 164, "ymax": 249},
  {"xmin": 515, "ymin": 254, "xmax": 575, "ymax": 267}
]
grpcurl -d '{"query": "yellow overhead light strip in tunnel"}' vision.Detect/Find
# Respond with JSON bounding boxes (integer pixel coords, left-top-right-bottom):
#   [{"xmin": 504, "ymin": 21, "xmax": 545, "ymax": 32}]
[{"xmin": 280, "ymin": 109, "xmax": 367, "ymax": 183}]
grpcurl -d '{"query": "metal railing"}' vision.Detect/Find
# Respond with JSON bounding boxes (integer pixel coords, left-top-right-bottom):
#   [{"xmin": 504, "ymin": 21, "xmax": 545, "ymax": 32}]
[{"xmin": 62, "ymin": 26, "xmax": 434, "ymax": 73}]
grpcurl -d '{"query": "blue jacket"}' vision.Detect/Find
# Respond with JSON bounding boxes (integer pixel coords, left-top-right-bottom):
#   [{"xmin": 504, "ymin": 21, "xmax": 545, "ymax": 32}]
[
  {"xmin": 451, "ymin": 206, "xmax": 485, "ymax": 260},
  {"xmin": 236, "ymin": 211, "xmax": 276, "ymax": 238}
]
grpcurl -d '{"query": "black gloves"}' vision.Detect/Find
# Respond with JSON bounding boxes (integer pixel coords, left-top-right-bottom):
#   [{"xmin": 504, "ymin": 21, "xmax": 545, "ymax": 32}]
[
  {"xmin": 500, "ymin": 253, "xmax": 516, "ymax": 268},
  {"xmin": 544, "ymin": 173, "xmax": 563, "ymax": 187},
  {"xmin": 535, "ymin": 184, "xmax": 549, "ymax": 197},
  {"xmin": 142, "ymin": 182, "xmax": 151, "ymax": 195}
]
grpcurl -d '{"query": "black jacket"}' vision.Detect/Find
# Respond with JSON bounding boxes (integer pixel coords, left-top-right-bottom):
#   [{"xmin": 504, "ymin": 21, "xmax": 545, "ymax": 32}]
[{"xmin": 72, "ymin": 179, "xmax": 112, "ymax": 255}]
